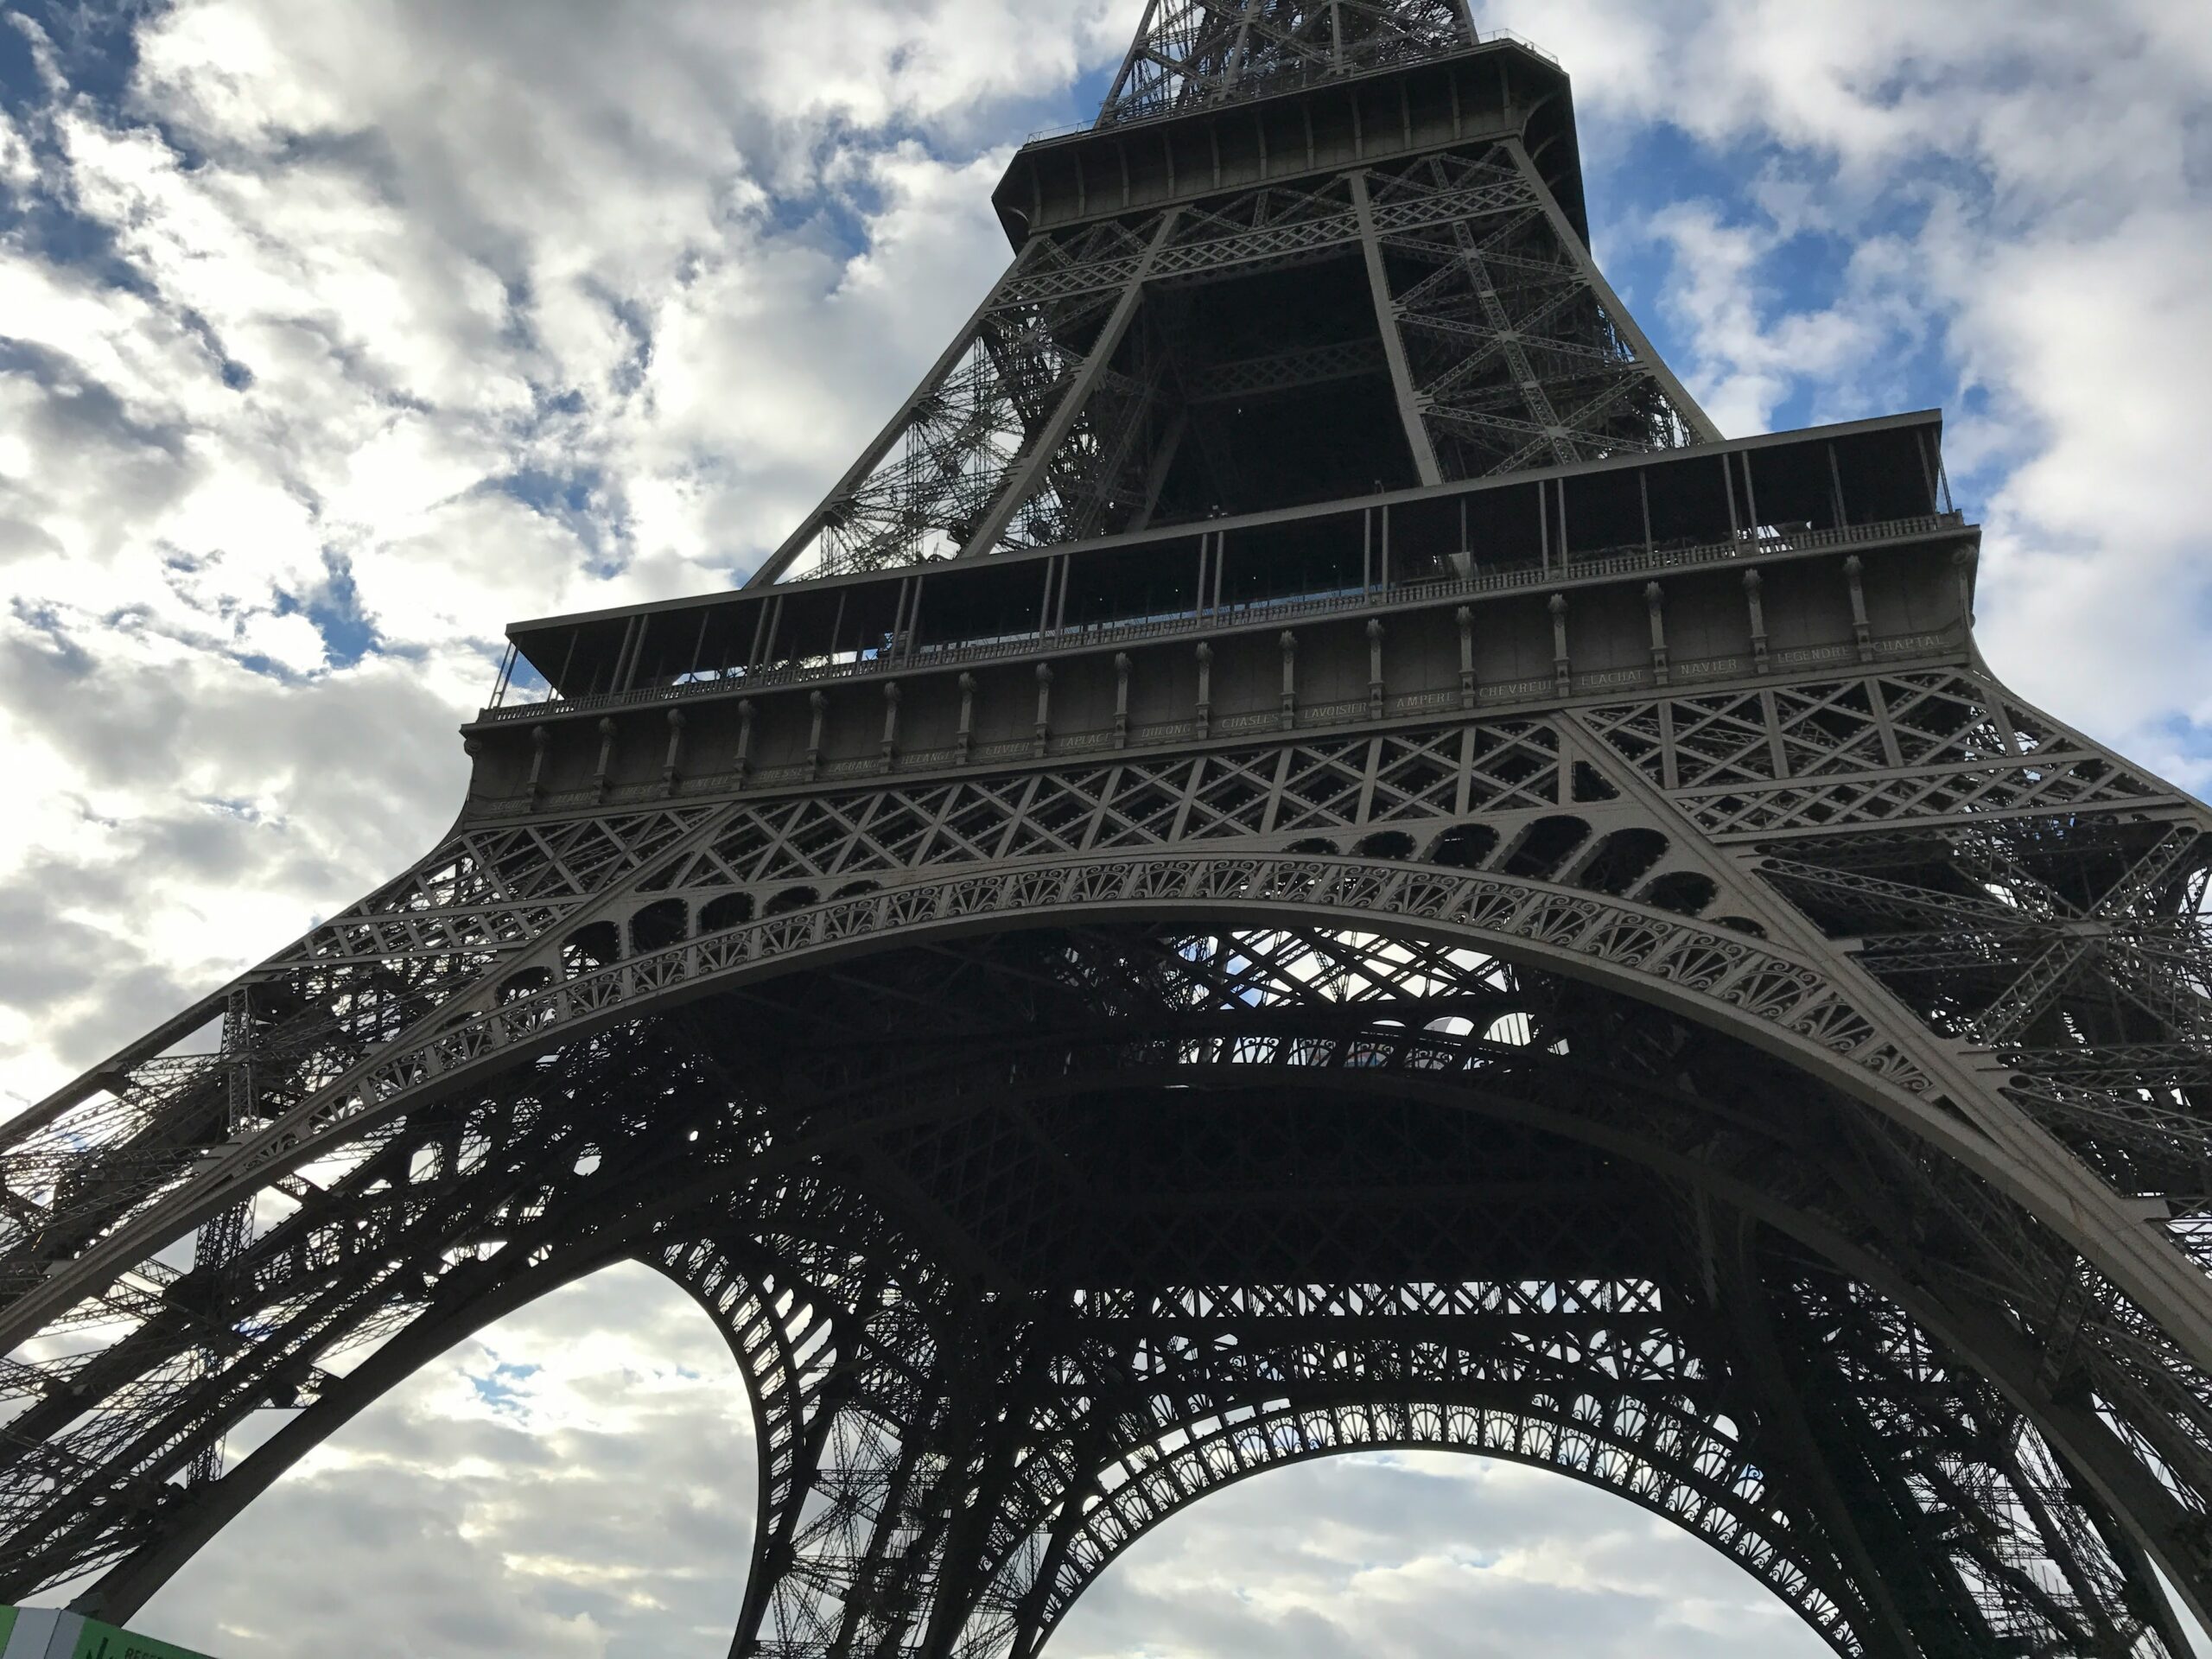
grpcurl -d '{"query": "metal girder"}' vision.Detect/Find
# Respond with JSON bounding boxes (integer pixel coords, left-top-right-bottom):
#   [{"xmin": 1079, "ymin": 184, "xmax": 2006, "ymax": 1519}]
[
  {"xmin": 1096, "ymin": 0, "xmax": 1475, "ymax": 125},
  {"xmin": 753, "ymin": 117, "xmax": 1703, "ymax": 582},
  {"xmin": 8, "ymin": 5, "xmax": 2212, "ymax": 1656},
  {"xmin": 1351, "ymin": 168, "xmax": 1445, "ymax": 485},
  {"xmin": 1175, "ymin": 335, "xmax": 1387, "ymax": 402},
  {"xmin": 5, "ymin": 834, "xmax": 2209, "ymax": 1658}
]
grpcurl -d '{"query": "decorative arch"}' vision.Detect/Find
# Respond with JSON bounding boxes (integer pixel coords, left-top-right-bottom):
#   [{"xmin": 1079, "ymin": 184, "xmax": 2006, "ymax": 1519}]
[
  {"xmin": 6, "ymin": 862, "xmax": 2208, "ymax": 1653},
  {"xmin": 657, "ymin": 1237, "xmax": 841, "ymax": 1648},
  {"xmin": 1014, "ymin": 1390, "xmax": 1854, "ymax": 1659},
  {"xmin": 120, "ymin": 1252, "xmax": 761, "ymax": 1652},
  {"xmin": 30, "ymin": 848, "xmax": 2190, "ymax": 1373}
]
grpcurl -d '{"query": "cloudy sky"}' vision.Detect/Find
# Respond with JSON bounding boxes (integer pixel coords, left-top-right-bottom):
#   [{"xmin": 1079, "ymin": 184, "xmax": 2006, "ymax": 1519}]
[{"xmin": 2, "ymin": 0, "xmax": 2209, "ymax": 1653}]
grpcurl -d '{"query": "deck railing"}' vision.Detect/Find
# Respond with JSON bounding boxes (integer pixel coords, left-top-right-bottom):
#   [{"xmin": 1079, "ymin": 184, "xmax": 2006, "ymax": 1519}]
[{"xmin": 480, "ymin": 512, "xmax": 1967, "ymax": 726}]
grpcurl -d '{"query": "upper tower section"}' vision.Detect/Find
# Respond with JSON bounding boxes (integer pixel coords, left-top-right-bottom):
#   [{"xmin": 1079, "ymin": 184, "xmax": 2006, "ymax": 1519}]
[
  {"xmin": 1095, "ymin": 0, "xmax": 1479, "ymax": 128},
  {"xmin": 748, "ymin": 2, "xmax": 1715, "ymax": 586}
]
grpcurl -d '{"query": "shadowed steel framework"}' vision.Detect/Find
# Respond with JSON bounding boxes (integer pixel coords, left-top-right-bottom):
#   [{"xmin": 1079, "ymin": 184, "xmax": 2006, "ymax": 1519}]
[{"xmin": 6, "ymin": 6, "xmax": 2212, "ymax": 1656}]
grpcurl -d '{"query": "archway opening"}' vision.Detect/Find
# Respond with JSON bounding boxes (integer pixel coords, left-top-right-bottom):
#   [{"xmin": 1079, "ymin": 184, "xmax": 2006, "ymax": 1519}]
[
  {"xmin": 1052, "ymin": 1451, "xmax": 1829, "ymax": 1659},
  {"xmin": 135, "ymin": 1262, "xmax": 753, "ymax": 1658},
  {"xmin": 35, "ymin": 895, "xmax": 2198, "ymax": 1657}
]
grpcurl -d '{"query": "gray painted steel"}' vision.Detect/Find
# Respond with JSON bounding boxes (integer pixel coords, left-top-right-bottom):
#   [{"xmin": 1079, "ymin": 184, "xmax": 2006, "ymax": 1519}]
[{"xmin": 3, "ymin": 8, "xmax": 2209, "ymax": 1659}]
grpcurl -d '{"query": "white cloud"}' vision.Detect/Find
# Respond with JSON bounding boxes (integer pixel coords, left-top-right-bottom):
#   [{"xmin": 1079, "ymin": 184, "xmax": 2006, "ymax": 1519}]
[
  {"xmin": 1479, "ymin": 0, "xmax": 2212, "ymax": 783},
  {"xmin": 0, "ymin": 0, "xmax": 1132, "ymax": 1113},
  {"xmin": 140, "ymin": 1268, "xmax": 1827, "ymax": 1659},
  {"xmin": 138, "ymin": 1262, "xmax": 755, "ymax": 1659},
  {"xmin": 0, "ymin": 107, "xmax": 35, "ymax": 190},
  {"xmin": 1054, "ymin": 1452, "xmax": 1822, "ymax": 1659}
]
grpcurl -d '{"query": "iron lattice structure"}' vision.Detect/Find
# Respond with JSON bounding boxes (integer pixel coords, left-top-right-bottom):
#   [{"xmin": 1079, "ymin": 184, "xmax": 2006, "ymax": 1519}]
[{"xmin": 5, "ymin": 10, "xmax": 2212, "ymax": 1657}]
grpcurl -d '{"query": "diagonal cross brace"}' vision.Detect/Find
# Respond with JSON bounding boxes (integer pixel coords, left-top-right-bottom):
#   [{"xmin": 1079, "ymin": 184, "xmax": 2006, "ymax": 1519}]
[{"xmin": 953, "ymin": 212, "xmax": 1183, "ymax": 560}]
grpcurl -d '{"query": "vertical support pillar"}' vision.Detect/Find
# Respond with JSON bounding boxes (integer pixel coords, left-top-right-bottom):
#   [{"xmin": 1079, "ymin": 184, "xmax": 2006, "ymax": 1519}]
[
  {"xmin": 1644, "ymin": 582, "xmax": 1670, "ymax": 687},
  {"xmin": 1744, "ymin": 569, "xmax": 1770, "ymax": 673},
  {"xmin": 661, "ymin": 709, "xmax": 685, "ymax": 796},
  {"xmin": 1278, "ymin": 631, "xmax": 1298, "ymax": 730},
  {"xmin": 805, "ymin": 691, "xmax": 826, "ymax": 781},
  {"xmin": 1351, "ymin": 171, "xmax": 1444, "ymax": 488},
  {"xmin": 1114, "ymin": 654, "xmax": 1132, "ymax": 748},
  {"xmin": 888, "ymin": 575, "xmax": 913, "ymax": 658},
  {"xmin": 1366, "ymin": 620, "xmax": 1386, "ymax": 720},
  {"xmin": 526, "ymin": 724, "xmax": 549, "ymax": 806},
  {"xmin": 552, "ymin": 631, "xmax": 579, "ymax": 702},
  {"xmin": 1713, "ymin": 1224, "xmax": 1935, "ymax": 1659},
  {"xmin": 686, "ymin": 612, "xmax": 709, "ymax": 681},
  {"xmin": 1033, "ymin": 663, "xmax": 1053, "ymax": 757},
  {"xmin": 880, "ymin": 682, "xmax": 901, "ymax": 772},
  {"xmin": 956, "ymin": 674, "xmax": 976, "ymax": 765},
  {"xmin": 760, "ymin": 596, "xmax": 785, "ymax": 675},
  {"xmin": 958, "ymin": 213, "xmax": 1182, "ymax": 560},
  {"xmin": 591, "ymin": 717, "xmax": 618, "ymax": 801},
  {"xmin": 1548, "ymin": 594, "xmax": 1571, "ymax": 698},
  {"xmin": 1194, "ymin": 643, "xmax": 1212, "ymax": 740},
  {"xmin": 1455, "ymin": 605, "xmax": 1477, "ymax": 709},
  {"xmin": 902, "ymin": 575, "xmax": 927, "ymax": 664},
  {"xmin": 1844, "ymin": 556, "xmax": 1874, "ymax": 664},
  {"xmin": 734, "ymin": 700, "xmax": 756, "ymax": 785},
  {"xmin": 607, "ymin": 616, "xmax": 637, "ymax": 697},
  {"xmin": 1503, "ymin": 137, "xmax": 1724, "ymax": 444},
  {"xmin": 747, "ymin": 600, "xmax": 772, "ymax": 675}
]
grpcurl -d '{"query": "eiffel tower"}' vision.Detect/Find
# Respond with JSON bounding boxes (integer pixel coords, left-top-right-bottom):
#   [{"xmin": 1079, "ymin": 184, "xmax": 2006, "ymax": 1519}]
[{"xmin": 6, "ymin": 6, "xmax": 2212, "ymax": 1655}]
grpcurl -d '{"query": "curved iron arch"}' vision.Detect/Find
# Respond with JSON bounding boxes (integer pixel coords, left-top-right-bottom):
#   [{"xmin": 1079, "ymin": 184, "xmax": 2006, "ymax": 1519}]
[
  {"xmin": 792, "ymin": 1001, "xmax": 2202, "ymax": 1659},
  {"xmin": 59, "ymin": 1167, "xmax": 924, "ymax": 1630},
  {"xmin": 16, "ymin": 851, "xmax": 2195, "ymax": 1379},
  {"xmin": 1009, "ymin": 1392, "xmax": 1859, "ymax": 1659},
  {"xmin": 9, "ymin": 885, "xmax": 2202, "ymax": 1654}
]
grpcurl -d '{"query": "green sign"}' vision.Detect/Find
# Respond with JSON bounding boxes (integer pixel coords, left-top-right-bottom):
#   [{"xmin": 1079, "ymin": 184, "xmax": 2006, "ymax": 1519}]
[
  {"xmin": 68, "ymin": 1616, "xmax": 217, "ymax": 1659},
  {"xmin": 0, "ymin": 1608, "xmax": 215, "ymax": 1659}
]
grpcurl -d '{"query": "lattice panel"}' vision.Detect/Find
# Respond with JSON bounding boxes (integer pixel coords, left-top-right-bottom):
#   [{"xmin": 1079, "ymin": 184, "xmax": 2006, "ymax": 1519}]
[
  {"xmin": 1368, "ymin": 148, "xmax": 1702, "ymax": 476},
  {"xmin": 634, "ymin": 721, "xmax": 1558, "ymax": 894},
  {"xmin": 1096, "ymin": 0, "xmax": 1474, "ymax": 126},
  {"xmin": 774, "ymin": 216, "xmax": 1170, "ymax": 580},
  {"xmin": 0, "ymin": 903, "xmax": 2203, "ymax": 1659},
  {"xmin": 1580, "ymin": 670, "xmax": 2175, "ymax": 839}
]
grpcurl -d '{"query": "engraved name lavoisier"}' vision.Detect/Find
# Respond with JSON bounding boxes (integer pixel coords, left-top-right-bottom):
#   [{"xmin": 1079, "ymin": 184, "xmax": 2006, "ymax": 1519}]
[{"xmin": 4, "ymin": 4, "xmax": 2210, "ymax": 1656}]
